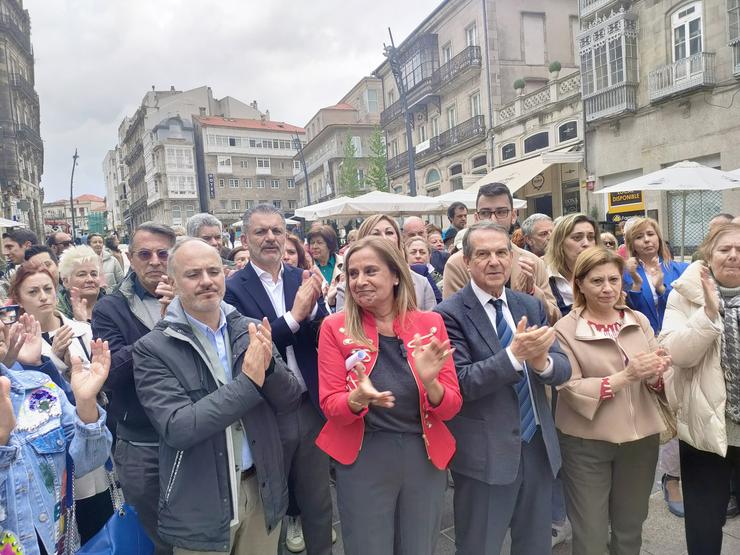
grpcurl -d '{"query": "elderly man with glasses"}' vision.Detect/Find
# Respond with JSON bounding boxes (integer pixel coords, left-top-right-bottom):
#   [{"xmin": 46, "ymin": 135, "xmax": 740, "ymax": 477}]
[{"xmin": 92, "ymin": 222, "xmax": 177, "ymax": 554}]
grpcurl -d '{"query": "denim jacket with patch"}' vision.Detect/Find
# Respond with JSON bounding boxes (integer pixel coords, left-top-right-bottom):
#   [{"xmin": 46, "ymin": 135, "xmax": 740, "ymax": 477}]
[{"xmin": 0, "ymin": 361, "xmax": 111, "ymax": 555}]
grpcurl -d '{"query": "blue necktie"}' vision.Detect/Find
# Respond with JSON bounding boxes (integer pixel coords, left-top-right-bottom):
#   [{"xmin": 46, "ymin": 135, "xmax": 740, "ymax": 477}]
[{"xmin": 492, "ymin": 299, "xmax": 536, "ymax": 443}]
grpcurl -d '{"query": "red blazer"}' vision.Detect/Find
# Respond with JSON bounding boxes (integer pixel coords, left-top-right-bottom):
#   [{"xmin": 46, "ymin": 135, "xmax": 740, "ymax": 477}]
[{"xmin": 316, "ymin": 309, "xmax": 462, "ymax": 469}]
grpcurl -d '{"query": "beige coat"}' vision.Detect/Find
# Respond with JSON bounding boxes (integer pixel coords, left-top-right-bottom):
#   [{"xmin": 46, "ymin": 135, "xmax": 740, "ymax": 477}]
[
  {"xmin": 554, "ymin": 306, "xmax": 668, "ymax": 443},
  {"xmin": 442, "ymin": 244, "xmax": 561, "ymax": 324},
  {"xmin": 659, "ymin": 261, "xmax": 727, "ymax": 456}
]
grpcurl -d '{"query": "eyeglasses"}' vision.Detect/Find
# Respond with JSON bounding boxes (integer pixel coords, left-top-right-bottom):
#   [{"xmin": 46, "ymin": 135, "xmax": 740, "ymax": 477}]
[
  {"xmin": 476, "ymin": 208, "xmax": 511, "ymax": 220},
  {"xmin": 134, "ymin": 249, "xmax": 169, "ymax": 261}
]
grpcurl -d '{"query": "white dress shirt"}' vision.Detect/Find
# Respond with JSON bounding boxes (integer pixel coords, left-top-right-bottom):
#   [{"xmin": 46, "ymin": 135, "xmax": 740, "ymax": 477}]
[{"xmin": 250, "ymin": 262, "xmax": 316, "ymax": 393}]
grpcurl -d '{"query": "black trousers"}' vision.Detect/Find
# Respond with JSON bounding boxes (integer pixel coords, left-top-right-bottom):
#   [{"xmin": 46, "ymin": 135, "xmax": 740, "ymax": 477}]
[{"xmin": 679, "ymin": 440, "xmax": 740, "ymax": 555}]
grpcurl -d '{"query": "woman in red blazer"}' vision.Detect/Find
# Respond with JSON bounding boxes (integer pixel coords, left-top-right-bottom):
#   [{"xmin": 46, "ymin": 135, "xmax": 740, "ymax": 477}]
[{"xmin": 317, "ymin": 236, "xmax": 462, "ymax": 555}]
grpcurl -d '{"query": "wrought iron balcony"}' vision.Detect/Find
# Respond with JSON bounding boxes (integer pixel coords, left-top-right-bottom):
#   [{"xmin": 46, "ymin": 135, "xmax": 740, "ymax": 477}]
[
  {"xmin": 0, "ymin": 14, "xmax": 32, "ymax": 57},
  {"xmin": 386, "ymin": 151, "xmax": 409, "ymax": 177},
  {"xmin": 436, "ymin": 115, "xmax": 486, "ymax": 154},
  {"xmin": 432, "ymin": 46, "xmax": 482, "ymax": 93},
  {"xmin": 380, "ymin": 99, "xmax": 403, "ymax": 127},
  {"xmin": 584, "ymin": 82, "xmax": 637, "ymax": 122},
  {"xmin": 17, "ymin": 124, "xmax": 42, "ymax": 151},
  {"xmin": 10, "ymin": 73, "xmax": 38, "ymax": 104},
  {"xmin": 124, "ymin": 141, "xmax": 144, "ymax": 166},
  {"xmin": 648, "ymin": 52, "xmax": 716, "ymax": 103},
  {"xmin": 579, "ymin": 0, "xmax": 619, "ymax": 19}
]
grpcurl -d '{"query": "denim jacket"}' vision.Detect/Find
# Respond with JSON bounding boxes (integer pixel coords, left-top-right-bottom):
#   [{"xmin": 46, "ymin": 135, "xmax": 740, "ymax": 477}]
[{"xmin": 0, "ymin": 361, "xmax": 112, "ymax": 555}]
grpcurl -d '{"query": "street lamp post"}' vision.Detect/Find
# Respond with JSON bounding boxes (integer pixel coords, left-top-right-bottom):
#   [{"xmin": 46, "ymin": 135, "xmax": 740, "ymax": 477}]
[
  {"xmin": 69, "ymin": 149, "xmax": 78, "ymax": 240},
  {"xmin": 384, "ymin": 28, "xmax": 417, "ymax": 197},
  {"xmin": 293, "ymin": 135, "xmax": 311, "ymax": 206}
]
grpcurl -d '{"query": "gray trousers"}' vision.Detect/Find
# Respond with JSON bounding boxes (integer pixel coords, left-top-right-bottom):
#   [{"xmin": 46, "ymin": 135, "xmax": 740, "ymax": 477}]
[
  {"xmin": 559, "ymin": 432, "xmax": 659, "ymax": 555},
  {"xmin": 114, "ymin": 440, "xmax": 172, "ymax": 555},
  {"xmin": 452, "ymin": 430, "xmax": 553, "ymax": 555},
  {"xmin": 335, "ymin": 431, "xmax": 447, "ymax": 555},
  {"xmin": 277, "ymin": 396, "xmax": 333, "ymax": 555}
]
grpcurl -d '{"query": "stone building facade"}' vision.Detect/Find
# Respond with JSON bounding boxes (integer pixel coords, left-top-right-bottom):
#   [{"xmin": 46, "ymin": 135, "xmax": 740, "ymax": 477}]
[
  {"xmin": 193, "ymin": 116, "xmax": 305, "ymax": 226},
  {"xmin": 294, "ymin": 76, "xmax": 382, "ymax": 204},
  {"xmin": 375, "ymin": 0, "xmax": 580, "ymax": 196},
  {"xmin": 0, "ymin": 0, "xmax": 43, "ymax": 235},
  {"xmin": 579, "ymin": 0, "xmax": 740, "ymax": 249}
]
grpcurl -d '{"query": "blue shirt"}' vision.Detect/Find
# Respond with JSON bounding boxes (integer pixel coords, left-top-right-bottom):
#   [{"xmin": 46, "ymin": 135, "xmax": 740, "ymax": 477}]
[{"xmin": 185, "ymin": 310, "xmax": 254, "ymax": 471}]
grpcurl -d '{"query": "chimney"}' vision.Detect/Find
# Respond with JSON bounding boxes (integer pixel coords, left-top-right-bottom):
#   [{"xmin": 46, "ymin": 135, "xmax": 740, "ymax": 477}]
[
  {"xmin": 151, "ymin": 85, "xmax": 155, "ymax": 91},
  {"xmin": 170, "ymin": 85, "xmax": 175, "ymax": 91},
  {"xmin": 265, "ymin": 109, "xmax": 270, "ymax": 121}
]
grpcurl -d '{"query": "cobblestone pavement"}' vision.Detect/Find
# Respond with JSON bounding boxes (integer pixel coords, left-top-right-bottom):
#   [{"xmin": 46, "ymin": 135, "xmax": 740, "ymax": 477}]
[{"xmin": 281, "ymin": 480, "xmax": 740, "ymax": 554}]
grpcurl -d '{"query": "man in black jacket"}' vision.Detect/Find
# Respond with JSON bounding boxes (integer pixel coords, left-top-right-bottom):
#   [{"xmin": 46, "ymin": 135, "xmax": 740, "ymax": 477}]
[
  {"xmin": 134, "ymin": 238, "xmax": 302, "ymax": 554},
  {"xmin": 91, "ymin": 222, "xmax": 176, "ymax": 554}
]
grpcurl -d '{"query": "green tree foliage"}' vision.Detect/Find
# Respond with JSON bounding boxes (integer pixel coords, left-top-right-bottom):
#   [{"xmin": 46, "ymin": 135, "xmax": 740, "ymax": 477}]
[
  {"xmin": 366, "ymin": 126, "xmax": 388, "ymax": 192},
  {"xmin": 339, "ymin": 131, "xmax": 361, "ymax": 197}
]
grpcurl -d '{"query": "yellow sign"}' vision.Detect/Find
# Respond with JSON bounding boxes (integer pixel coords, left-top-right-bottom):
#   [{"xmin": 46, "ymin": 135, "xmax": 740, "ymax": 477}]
[{"xmin": 608, "ymin": 190, "xmax": 644, "ymax": 214}]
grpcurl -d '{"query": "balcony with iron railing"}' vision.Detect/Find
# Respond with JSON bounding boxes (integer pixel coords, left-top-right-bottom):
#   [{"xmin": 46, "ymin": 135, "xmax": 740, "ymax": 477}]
[
  {"xmin": 579, "ymin": 0, "xmax": 621, "ymax": 19},
  {"xmin": 380, "ymin": 99, "xmax": 404, "ymax": 127},
  {"xmin": 583, "ymin": 81, "xmax": 637, "ymax": 122},
  {"xmin": 10, "ymin": 73, "xmax": 38, "ymax": 104},
  {"xmin": 124, "ymin": 141, "xmax": 144, "ymax": 166},
  {"xmin": 385, "ymin": 115, "xmax": 486, "ymax": 177},
  {"xmin": 432, "ymin": 46, "xmax": 482, "ymax": 94},
  {"xmin": 648, "ymin": 52, "xmax": 716, "ymax": 103},
  {"xmin": 17, "ymin": 124, "xmax": 42, "ymax": 151},
  {"xmin": 0, "ymin": 14, "xmax": 32, "ymax": 57}
]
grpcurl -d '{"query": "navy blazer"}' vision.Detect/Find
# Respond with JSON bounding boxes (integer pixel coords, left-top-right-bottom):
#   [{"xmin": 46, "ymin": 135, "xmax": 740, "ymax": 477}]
[
  {"xmin": 435, "ymin": 284, "xmax": 571, "ymax": 486},
  {"xmin": 224, "ymin": 263, "xmax": 328, "ymax": 409},
  {"xmin": 430, "ymin": 249, "xmax": 450, "ymax": 274}
]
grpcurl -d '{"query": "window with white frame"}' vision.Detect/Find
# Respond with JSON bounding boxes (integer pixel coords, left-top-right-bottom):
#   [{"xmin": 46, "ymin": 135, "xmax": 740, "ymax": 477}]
[
  {"xmin": 388, "ymin": 90, "xmax": 395, "ymax": 106},
  {"xmin": 218, "ymin": 178, "xmax": 225, "ymax": 187},
  {"xmin": 442, "ymin": 43, "xmax": 453, "ymax": 64},
  {"xmin": 245, "ymin": 200, "xmax": 254, "ymax": 210},
  {"xmin": 171, "ymin": 205, "xmax": 182, "ymax": 224},
  {"xmin": 166, "ymin": 147, "xmax": 194, "ymax": 170},
  {"xmin": 431, "ymin": 116, "xmax": 439, "ymax": 137},
  {"xmin": 168, "ymin": 176, "xmax": 196, "ymax": 196},
  {"xmin": 465, "ymin": 24, "xmax": 477, "ymax": 47},
  {"xmin": 446, "ymin": 106, "xmax": 457, "ymax": 129},
  {"xmin": 672, "ymin": 3, "xmax": 703, "ymax": 62},
  {"xmin": 217, "ymin": 155, "xmax": 232, "ymax": 172},
  {"xmin": 293, "ymin": 160, "xmax": 301, "ymax": 170},
  {"xmin": 502, "ymin": 143, "xmax": 516, "ymax": 161},
  {"xmin": 418, "ymin": 125, "xmax": 427, "ymax": 143},
  {"xmin": 524, "ymin": 132, "xmax": 549, "ymax": 153},
  {"xmin": 231, "ymin": 200, "xmax": 241, "ymax": 211},
  {"xmin": 287, "ymin": 178, "xmax": 295, "ymax": 189},
  {"xmin": 558, "ymin": 121, "xmax": 578, "ymax": 142},
  {"xmin": 271, "ymin": 179, "xmax": 280, "ymax": 189},
  {"xmin": 470, "ymin": 92, "xmax": 481, "ymax": 117},
  {"xmin": 257, "ymin": 179, "xmax": 266, "ymax": 188},
  {"xmin": 245, "ymin": 178, "xmax": 253, "ymax": 188},
  {"xmin": 288, "ymin": 200, "xmax": 297, "ymax": 210},
  {"xmin": 730, "ymin": 0, "xmax": 740, "ymax": 72},
  {"xmin": 229, "ymin": 178, "xmax": 239, "ymax": 188},
  {"xmin": 185, "ymin": 204, "xmax": 195, "ymax": 219},
  {"xmin": 366, "ymin": 89, "xmax": 379, "ymax": 113},
  {"xmin": 579, "ymin": 17, "xmax": 638, "ymax": 97},
  {"xmin": 257, "ymin": 158, "xmax": 270, "ymax": 168},
  {"xmin": 240, "ymin": 160, "xmax": 248, "ymax": 168},
  {"xmin": 273, "ymin": 200, "xmax": 282, "ymax": 209}
]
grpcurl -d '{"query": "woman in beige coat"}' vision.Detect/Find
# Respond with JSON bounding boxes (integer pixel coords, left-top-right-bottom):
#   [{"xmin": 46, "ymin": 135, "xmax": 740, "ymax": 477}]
[
  {"xmin": 660, "ymin": 222, "xmax": 740, "ymax": 555},
  {"xmin": 554, "ymin": 247, "xmax": 671, "ymax": 555}
]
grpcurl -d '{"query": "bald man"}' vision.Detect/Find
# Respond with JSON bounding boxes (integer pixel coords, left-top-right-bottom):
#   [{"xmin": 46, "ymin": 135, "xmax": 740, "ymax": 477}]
[{"xmin": 402, "ymin": 216, "xmax": 449, "ymax": 274}]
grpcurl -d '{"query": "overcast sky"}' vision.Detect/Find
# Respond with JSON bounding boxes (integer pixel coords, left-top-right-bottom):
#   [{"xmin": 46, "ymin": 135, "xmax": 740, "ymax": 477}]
[{"xmin": 26, "ymin": 0, "xmax": 439, "ymax": 202}]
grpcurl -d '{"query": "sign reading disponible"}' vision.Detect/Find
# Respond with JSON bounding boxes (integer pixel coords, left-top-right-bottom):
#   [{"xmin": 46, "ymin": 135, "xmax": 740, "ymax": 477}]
[{"xmin": 608, "ymin": 190, "xmax": 644, "ymax": 214}]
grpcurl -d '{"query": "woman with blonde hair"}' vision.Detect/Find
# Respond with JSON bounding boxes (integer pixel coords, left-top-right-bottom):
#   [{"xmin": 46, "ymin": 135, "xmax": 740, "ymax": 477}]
[
  {"xmin": 554, "ymin": 246, "xmax": 671, "ymax": 554},
  {"xmin": 317, "ymin": 236, "xmax": 461, "ymax": 554},
  {"xmin": 544, "ymin": 213, "xmax": 601, "ymax": 317},
  {"xmin": 334, "ymin": 214, "xmax": 437, "ymax": 311}
]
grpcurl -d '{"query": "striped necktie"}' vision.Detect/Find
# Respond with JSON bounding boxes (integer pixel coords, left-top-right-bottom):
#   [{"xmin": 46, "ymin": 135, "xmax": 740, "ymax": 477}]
[{"xmin": 491, "ymin": 299, "xmax": 536, "ymax": 443}]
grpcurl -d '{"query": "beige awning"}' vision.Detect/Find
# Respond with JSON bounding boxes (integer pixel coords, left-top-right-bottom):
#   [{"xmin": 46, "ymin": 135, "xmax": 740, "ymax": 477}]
[{"xmin": 469, "ymin": 145, "xmax": 579, "ymax": 194}]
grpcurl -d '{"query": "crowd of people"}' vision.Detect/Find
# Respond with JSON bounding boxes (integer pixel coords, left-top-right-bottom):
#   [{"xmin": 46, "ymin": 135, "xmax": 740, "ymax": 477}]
[{"xmin": 0, "ymin": 186, "xmax": 739, "ymax": 555}]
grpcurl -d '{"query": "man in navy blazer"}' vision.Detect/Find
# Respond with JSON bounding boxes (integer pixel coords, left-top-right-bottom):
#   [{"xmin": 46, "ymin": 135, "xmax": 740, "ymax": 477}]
[
  {"xmin": 435, "ymin": 221, "xmax": 571, "ymax": 555},
  {"xmin": 224, "ymin": 205, "xmax": 333, "ymax": 555}
]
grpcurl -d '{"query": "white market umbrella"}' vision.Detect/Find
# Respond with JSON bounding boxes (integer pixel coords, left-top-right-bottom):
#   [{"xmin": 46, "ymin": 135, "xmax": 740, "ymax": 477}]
[
  {"xmin": 296, "ymin": 191, "xmax": 441, "ymax": 220},
  {"xmin": 595, "ymin": 160, "xmax": 740, "ymax": 256},
  {"xmin": 0, "ymin": 218, "xmax": 26, "ymax": 228},
  {"xmin": 294, "ymin": 196, "xmax": 352, "ymax": 221}
]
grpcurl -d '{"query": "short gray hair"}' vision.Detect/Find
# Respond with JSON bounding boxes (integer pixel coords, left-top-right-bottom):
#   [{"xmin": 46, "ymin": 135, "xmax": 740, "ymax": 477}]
[
  {"xmin": 167, "ymin": 237, "xmax": 219, "ymax": 278},
  {"xmin": 58, "ymin": 245, "xmax": 100, "ymax": 279},
  {"xmin": 463, "ymin": 222, "xmax": 512, "ymax": 259},
  {"xmin": 131, "ymin": 222, "xmax": 177, "ymax": 250},
  {"xmin": 521, "ymin": 213, "xmax": 552, "ymax": 238},
  {"xmin": 186, "ymin": 213, "xmax": 222, "ymax": 238},
  {"xmin": 242, "ymin": 204, "xmax": 285, "ymax": 232}
]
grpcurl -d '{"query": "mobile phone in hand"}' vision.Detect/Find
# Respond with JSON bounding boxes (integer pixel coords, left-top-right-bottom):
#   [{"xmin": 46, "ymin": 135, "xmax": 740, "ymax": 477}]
[{"xmin": 0, "ymin": 305, "xmax": 20, "ymax": 325}]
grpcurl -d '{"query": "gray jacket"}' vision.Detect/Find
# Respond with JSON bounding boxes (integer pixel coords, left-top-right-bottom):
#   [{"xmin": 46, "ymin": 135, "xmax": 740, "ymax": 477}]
[{"xmin": 133, "ymin": 298, "xmax": 302, "ymax": 552}]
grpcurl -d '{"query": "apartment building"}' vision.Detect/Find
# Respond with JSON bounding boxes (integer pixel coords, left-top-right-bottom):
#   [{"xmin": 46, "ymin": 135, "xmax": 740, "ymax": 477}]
[
  {"xmin": 376, "ymin": 0, "xmax": 580, "ymax": 196},
  {"xmin": 112, "ymin": 86, "xmax": 262, "ymax": 230},
  {"xmin": 102, "ymin": 145, "xmax": 125, "ymax": 233},
  {"xmin": 193, "ymin": 116, "xmax": 305, "ymax": 226},
  {"xmin": 579, "ymin": 0, "xmax": 740, "ymax": 247},
  {"xmin": 0, "ymin": 0, "xmax": 43, "ymax": 235},
  {"xmin": 43, "ymin": 194, "xmax": 107, "ymax": 236},
  {"xmin": 491, "ymin": 70, "xmax": 586, "ymax": 219},
  {"xmin": 295, "ymin": 76, "xmax": 382, "ymax": 204}
]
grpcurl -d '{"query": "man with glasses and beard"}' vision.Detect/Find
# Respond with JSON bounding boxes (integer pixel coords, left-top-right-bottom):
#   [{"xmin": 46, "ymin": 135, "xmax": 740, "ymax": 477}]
[
  {"xmin": 92, "ymin": 222, "xmax": 177, "ymax": 554},
  {"xmin": 442, "ymin": 183, "xmax": 560, "ymax": 325}
]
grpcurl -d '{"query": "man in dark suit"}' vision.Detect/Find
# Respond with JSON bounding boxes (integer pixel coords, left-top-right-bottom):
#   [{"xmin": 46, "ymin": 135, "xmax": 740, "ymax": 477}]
[
  {"xmin": 224, "ymin": 205, "xmax": 333, "ymax": 555},
  {"xmin": 435, "ymin": 221, "xmax": 571, "ymax": 555}
]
